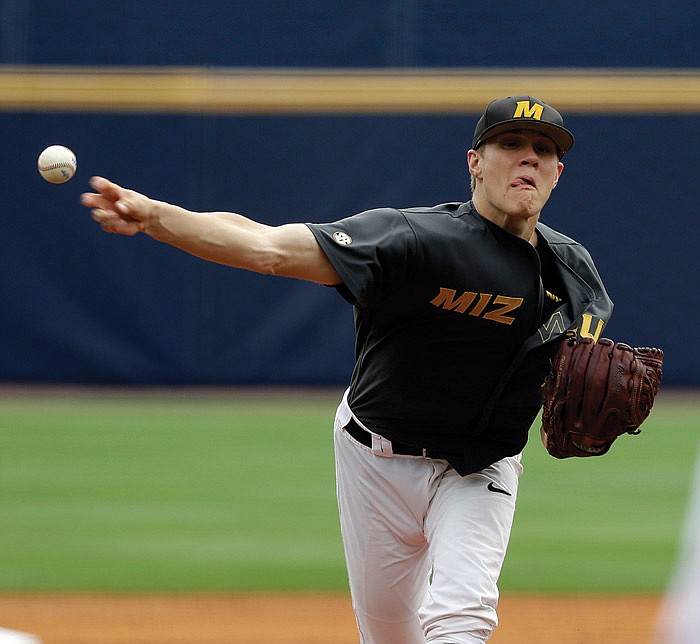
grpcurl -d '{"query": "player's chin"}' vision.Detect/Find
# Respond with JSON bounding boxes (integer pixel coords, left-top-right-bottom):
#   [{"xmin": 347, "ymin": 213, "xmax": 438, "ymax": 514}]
[
  {"xmin": 508, "ymin": 200, "xmax": 542, "ymax": 219},
  {"xmin": 510, "ymin": 192, "xmax": 547, "ymax": 217}
]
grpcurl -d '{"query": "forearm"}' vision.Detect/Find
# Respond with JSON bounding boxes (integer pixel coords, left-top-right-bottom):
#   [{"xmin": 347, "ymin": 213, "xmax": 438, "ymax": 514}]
[
  {"xmin": 146, "ymin": 201, "xmax": 276, "ymax": 272},
  {"xmin": 82, "ymin": 176, "xmax": 341, "ymax": 285},
  {"xmin": 138, "ymin": 201, "xmax": 340, "ymax": 284}
]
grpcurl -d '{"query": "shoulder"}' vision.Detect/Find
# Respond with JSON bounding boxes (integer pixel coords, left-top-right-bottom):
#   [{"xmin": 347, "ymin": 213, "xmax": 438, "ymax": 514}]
[
  {"xmin": 399, "ymin": 201, "xmax": 471, "ymax": 224},
  {"xmin": 346, "ymin": 202, "xmax": 467, "ymax": 225},
  {"xmin": 400, "ymin": 202, "xmax": 465, "ymax": 216},
  {"xmin": 536, "ymin": 222, "xmax": 608, "ymax": 284},
  {"xmin": 307, "ymin": 207, "xmax": 414, "ymax": 249},
  {"xmin": 536, "ymin": 221, "xmax": 583, "ymax": 248},
  {"xmin": 398, "ymin": 202, "xmax": 479, "ymax": 236},
  {"xmin": 537, "ymin": 221, "xmax": 609, "ymax": 294},
  {"xmin": 536, "ymin": 222, "xmax": 596, "ymax": 263},
  {"xmin": 308, "ymin": 202, "xmax": 471, "ymax": 245}
]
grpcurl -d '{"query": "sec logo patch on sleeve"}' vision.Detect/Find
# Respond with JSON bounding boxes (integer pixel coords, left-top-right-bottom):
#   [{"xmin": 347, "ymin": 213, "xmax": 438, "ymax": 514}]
[{"xmin": 333, "ymin": 231, "xmax": 353, "ymax": 246}]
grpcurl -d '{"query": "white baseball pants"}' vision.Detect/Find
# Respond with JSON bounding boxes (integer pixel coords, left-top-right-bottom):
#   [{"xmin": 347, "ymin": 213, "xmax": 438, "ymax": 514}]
[{"xmin": 334, "ymin": 394, "xmax": 522, "ymax": 644}]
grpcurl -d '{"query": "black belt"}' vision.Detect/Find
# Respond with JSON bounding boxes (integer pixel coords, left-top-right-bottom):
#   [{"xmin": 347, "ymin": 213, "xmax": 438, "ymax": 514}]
[{"xmin": 343, "ymin": 417, "xmax": 442, "ymax": 459}]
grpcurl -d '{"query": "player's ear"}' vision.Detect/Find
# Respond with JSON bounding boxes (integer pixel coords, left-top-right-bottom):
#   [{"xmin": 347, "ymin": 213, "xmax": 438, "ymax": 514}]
[
  {"xmin": 467, "ymin": 149, "xmax": 482, "ymax": 180},
  {"xmin": 552, "ymin": 161, "xmax": 564, "ymax": 189}
]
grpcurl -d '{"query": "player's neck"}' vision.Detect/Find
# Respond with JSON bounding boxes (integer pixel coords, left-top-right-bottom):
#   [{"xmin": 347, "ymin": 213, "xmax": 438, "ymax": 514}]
[{"xmin": 471, "ymin": 196, "xmax": 539, "ymax": 246}]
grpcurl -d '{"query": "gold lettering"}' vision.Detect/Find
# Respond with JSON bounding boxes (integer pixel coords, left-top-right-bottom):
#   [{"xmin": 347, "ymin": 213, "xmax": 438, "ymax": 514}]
[
  {"xmin": 469, "ymin": 293, "xmax": 493, "ymax": 317},
  {"xmin": 430, "ymin": 288, "xmax": 524, "ymax": 325},
  {"xmin": 513, "ymin": 100, "xmax": 544, "ymax": 120},
  {"xmin": 430, "ymin": 288, "xmax": 477, "ymax": 313},
  {"xmin": 578, "ymin": 313, "xmax": 604, "ymax": 342},
  {"xmin": 482, "ymin": 296, "xmax": 524, "ymax": 325},
  {"xmin": 538, "ymin": 311, "xmax": 567, "ymax": 342}
]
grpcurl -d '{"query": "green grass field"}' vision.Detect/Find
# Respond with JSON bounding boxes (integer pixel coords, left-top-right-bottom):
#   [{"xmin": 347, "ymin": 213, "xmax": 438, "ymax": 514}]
[{"xmin": 1, "ymin": 387, "xmax": 698, "ymax": 594}]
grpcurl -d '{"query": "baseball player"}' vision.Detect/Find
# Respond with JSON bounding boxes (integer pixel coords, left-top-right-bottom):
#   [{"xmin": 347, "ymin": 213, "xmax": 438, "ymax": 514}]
[
  {"xmin": 655, "ymin": 444, "xmax": 700, "ymax": 643},
  {"xmin": 81, "ymin": 95, "xmax": 612, "ymax": 643}
]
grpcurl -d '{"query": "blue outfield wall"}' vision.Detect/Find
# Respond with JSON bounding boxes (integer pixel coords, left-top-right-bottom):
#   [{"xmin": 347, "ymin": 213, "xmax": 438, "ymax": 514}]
[
  {"xmin": 0, "ymin": 0, "xmax": 698, "ymax": 386},
  {"xmin": 0, "ymin": 111, "xmax": 696, "ymax": 386},
  {"xmin": 4, "ymin": 0, "xmax": 698, "ymax": 68}
]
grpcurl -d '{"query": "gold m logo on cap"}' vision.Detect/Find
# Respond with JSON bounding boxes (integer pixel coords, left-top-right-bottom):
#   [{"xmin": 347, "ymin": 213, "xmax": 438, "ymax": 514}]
[{"xmin": 513, "ymin": 100, "xmax": 544, "ymax": 120}]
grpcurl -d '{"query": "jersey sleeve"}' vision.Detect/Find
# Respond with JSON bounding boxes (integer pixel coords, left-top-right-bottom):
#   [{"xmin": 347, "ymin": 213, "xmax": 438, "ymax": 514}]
[{"xmin": 306, "ymin": 208, "xmax": 417, "ymax": 307}]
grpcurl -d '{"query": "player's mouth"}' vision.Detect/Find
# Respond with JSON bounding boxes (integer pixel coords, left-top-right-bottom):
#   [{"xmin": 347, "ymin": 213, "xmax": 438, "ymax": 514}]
[{"xmin": 510, "ymin": 176, "xmax": 537, "ymax": 189}]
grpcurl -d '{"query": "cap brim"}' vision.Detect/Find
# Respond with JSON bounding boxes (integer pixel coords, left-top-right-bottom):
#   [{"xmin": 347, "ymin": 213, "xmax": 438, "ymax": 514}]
[{"xmin": 475, "ymin": 120, "xmax": 574, "ymax": 155}]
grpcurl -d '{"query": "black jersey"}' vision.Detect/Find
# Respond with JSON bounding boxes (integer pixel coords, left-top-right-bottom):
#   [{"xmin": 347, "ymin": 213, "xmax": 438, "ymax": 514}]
[{"xmin": 307, "ymin": 201, "xmax": 612, "ymax": 474}]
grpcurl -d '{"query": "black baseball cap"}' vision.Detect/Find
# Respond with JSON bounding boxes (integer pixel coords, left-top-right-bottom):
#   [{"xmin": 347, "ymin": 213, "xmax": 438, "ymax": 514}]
[{"xmin": 472, "ymin": 95, "xmax": 574, "ymax": 157}]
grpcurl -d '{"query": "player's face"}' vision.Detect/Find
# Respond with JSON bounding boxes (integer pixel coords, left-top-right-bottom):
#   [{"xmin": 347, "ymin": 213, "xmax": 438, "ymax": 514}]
[{"xmin": 468, "ymin": 130, "xmax": 564, "ymax": 223}]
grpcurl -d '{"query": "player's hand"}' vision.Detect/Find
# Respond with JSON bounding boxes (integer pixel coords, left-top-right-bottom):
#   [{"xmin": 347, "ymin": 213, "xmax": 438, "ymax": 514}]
[{"xmin": 80, "ymin": 176, "xmax": 157, "ymax": 236}]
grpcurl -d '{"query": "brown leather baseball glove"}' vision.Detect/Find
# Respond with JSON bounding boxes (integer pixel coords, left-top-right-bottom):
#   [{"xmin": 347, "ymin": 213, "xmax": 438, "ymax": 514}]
[{"xmin": 541, "ymin": 337, "xmax": 664, "ymax": 458}]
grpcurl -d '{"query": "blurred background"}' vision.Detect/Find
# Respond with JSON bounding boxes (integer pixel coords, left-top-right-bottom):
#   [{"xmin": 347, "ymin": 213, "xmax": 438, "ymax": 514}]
[
  {"xmin": 0, "ymin": 0, "xmax": 697, "ymax": 387},
  {"xmin": 1, "ymin": 3, "xmax": 699, "ymax": 635}
]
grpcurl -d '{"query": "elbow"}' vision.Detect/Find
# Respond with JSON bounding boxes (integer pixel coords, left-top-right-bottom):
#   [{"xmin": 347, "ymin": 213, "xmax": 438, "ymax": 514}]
[{"xmin": 251, "ymin": 246, "xmax": 289, "ymax": 276}]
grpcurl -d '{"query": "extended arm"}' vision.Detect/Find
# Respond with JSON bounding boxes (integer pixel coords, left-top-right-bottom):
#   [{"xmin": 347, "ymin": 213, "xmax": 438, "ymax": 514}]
[{"xmin": 81, "ymin": 176, "xmax": 341, "ymax": 286}]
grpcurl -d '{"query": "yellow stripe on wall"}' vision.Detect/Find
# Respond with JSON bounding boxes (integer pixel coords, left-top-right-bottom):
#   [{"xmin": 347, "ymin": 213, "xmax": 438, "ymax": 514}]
[{"xmin": 1, "ymin": 66, "xmax": 699, "ymax": 114}]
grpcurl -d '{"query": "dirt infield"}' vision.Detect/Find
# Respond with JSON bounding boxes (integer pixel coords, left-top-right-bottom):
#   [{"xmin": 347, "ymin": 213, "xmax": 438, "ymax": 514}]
[{"xmin": 0, "ymin": 593, "xmax": 661, "ymax": 644}]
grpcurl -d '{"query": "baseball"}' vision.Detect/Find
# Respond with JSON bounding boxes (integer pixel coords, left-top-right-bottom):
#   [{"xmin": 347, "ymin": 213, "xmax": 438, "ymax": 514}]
[{"xmin": 37, "ymin": 145, "xmax": 77, "ymax": 184}]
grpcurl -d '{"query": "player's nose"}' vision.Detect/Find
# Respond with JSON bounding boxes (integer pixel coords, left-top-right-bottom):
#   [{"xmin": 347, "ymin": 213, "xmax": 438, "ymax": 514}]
[{"xmin": 519, "ymin": 146, "xmax": 539, "ymax": 166}]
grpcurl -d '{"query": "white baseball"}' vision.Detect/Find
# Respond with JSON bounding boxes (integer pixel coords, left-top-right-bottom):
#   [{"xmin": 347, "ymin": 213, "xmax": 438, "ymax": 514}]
[{"xmin": 37, "ymin": 145, "xmax": 77, "ymax": 184}]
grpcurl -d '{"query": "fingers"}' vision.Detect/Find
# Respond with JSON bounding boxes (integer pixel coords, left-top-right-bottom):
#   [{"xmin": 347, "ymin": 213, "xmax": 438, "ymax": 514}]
[
  {"xmin": 80, "ymin": 176, "xmax": 127, "ymax": 210},
  {"xmin": 80, "ymin": 176, "xmax": 146, "ymax": 236},
  {"xmin": 89, "ymin": 207, "xmax": 141, "ymax": 236},
  {"xmin": 81, "ymin": 178, "xmax": 113, "ymax": 211},
  {"xmin": 89, "ymin": 176, "xmax": 122, "ymax": 201},
  {"xmin": 80, "ymin": 192, "xmax": 117, "ymax": 212}
]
